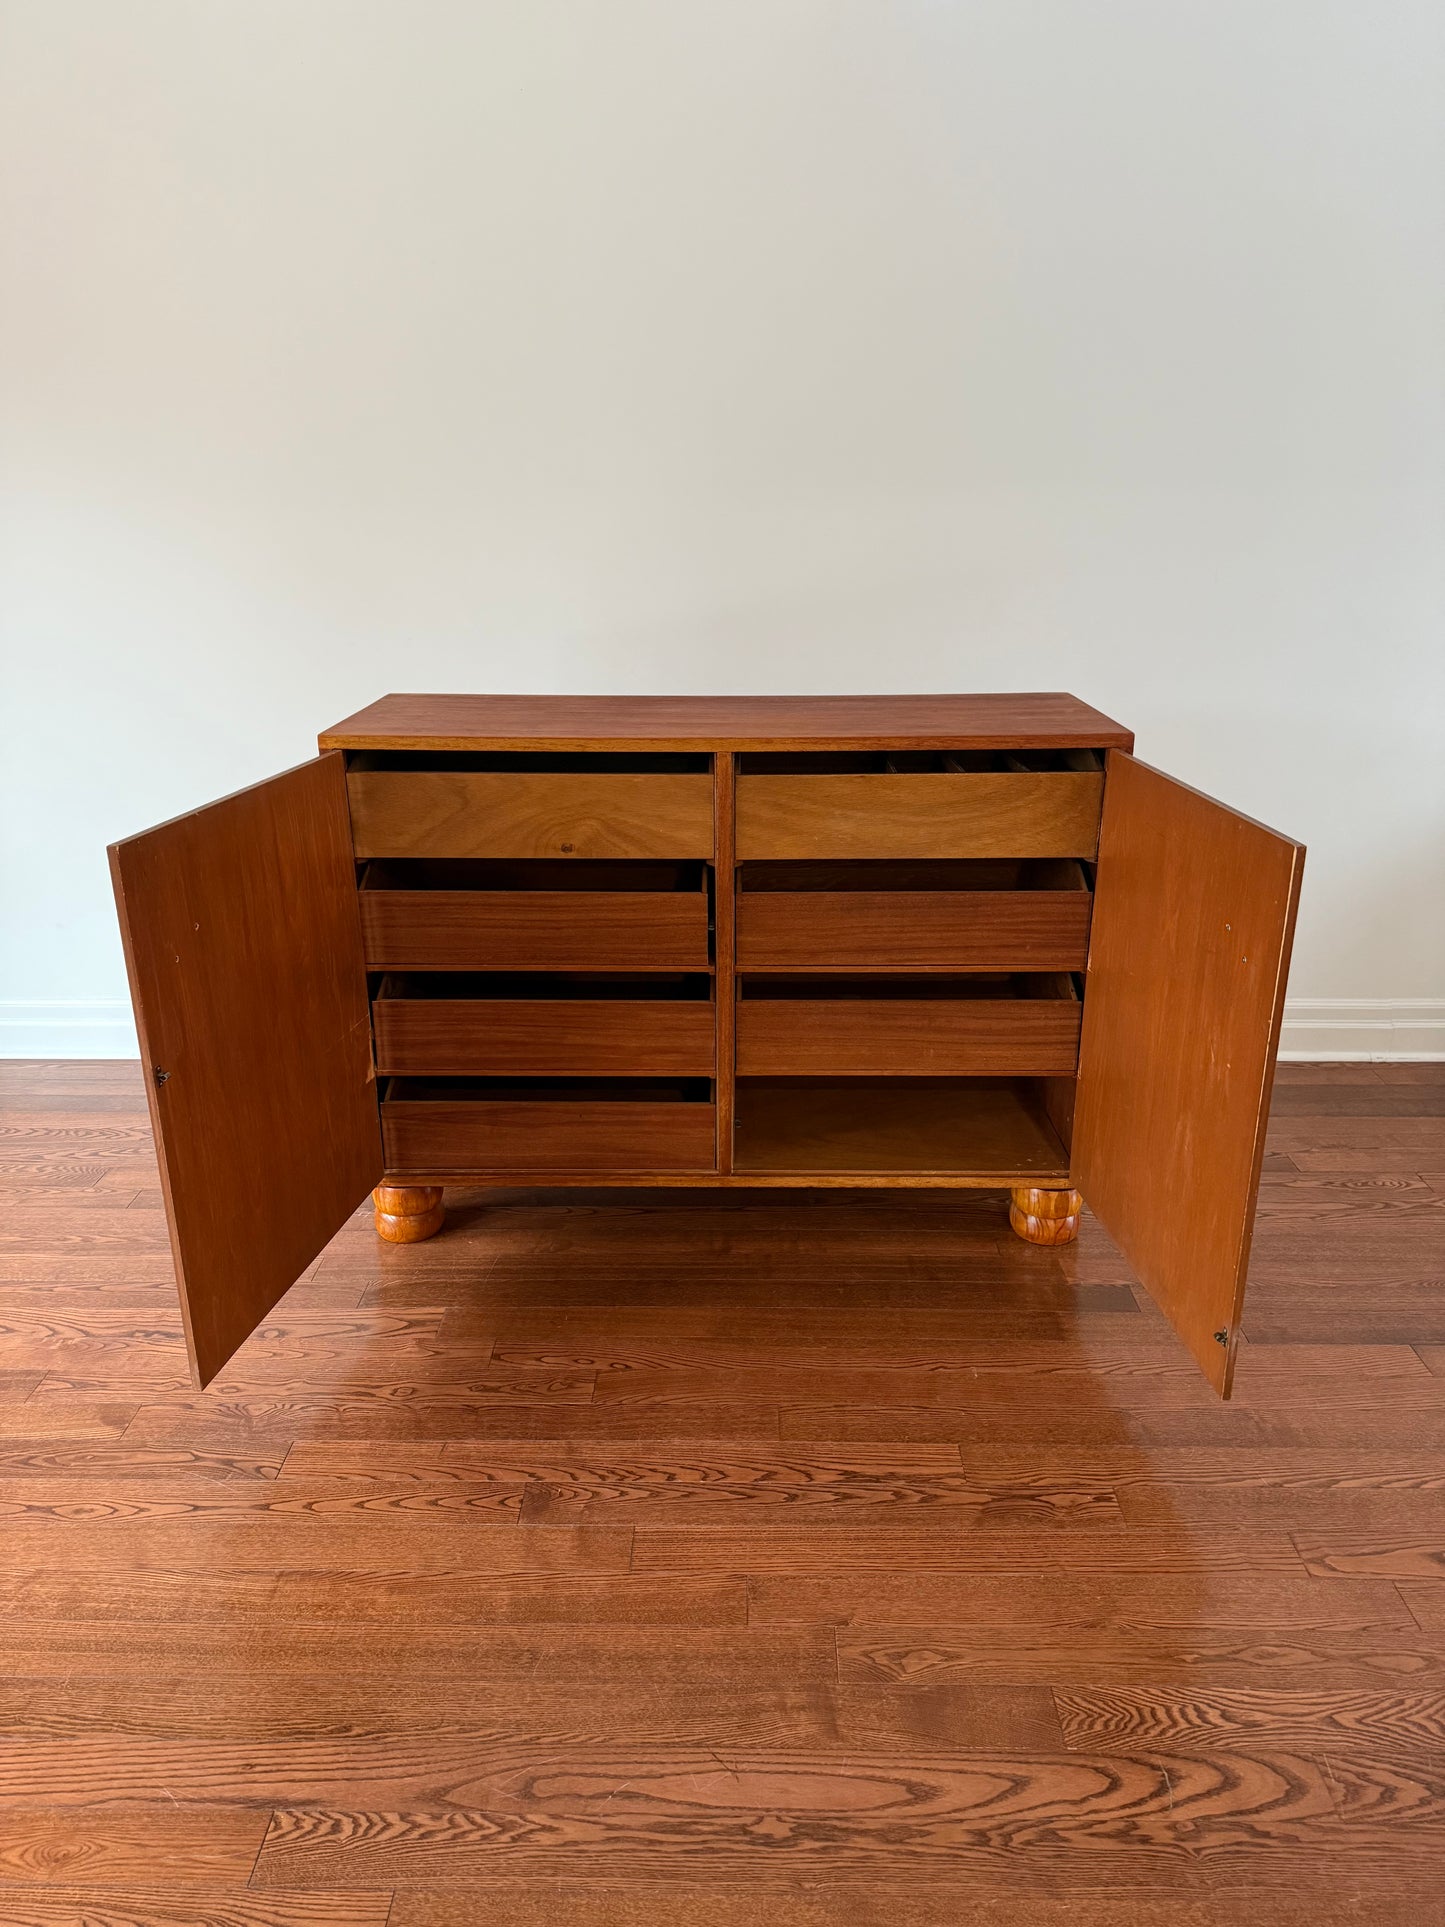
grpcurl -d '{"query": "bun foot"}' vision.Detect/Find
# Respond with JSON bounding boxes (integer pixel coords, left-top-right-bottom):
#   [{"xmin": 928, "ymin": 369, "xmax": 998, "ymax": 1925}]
[
  {"xmin": 1009, "ymin": 1185, "xmax": 1082, "ymax": 1246},
  {"xmin": 373, "ymin": 1185, "xmax": 445, "ymax": 1243}
]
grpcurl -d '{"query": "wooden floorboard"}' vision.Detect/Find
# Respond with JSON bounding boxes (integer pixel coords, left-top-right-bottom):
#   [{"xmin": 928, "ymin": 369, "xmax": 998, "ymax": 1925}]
[{"xmin": 0, "ymin": 1060, "xmax": 1442, "ymax": 1917}]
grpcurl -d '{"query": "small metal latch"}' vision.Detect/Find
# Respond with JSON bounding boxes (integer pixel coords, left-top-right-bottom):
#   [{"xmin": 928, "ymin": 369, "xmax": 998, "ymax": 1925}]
[
  {"xmin": 153, "ymin": 1067, "xmax": 170, "ymax": 1088},
  {"xmin": 1213, "ymin": 1329, "xmax": 1228, "ymax": 1345}
]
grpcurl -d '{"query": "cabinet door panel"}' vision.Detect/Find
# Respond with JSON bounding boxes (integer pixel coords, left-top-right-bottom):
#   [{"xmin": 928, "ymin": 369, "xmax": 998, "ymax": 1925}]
[
  {"xmin": 1073, "ymin": 753, "xmax": 1303, "ymax": 1396},
  {"xmin": 109, "ymin": 755, "xmax": 382, "ymax": 1387}
]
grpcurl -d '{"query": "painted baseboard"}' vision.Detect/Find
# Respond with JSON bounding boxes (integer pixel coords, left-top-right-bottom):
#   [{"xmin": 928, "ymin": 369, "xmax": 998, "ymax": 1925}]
[
  {"xmin": 2, "ymin": 996, "xmax": 1443, "ymax": 1064},
  {"xmin": 1276, "ymin": 998, "xmax": 1445, "ymax": 1062},
  {"xmin": 0, "ymin": 1001, "xmax": 138, "ymax": 1058}
]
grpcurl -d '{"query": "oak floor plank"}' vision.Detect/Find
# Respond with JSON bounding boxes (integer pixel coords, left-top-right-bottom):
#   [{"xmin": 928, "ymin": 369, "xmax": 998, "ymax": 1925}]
[
  {"xmin": 0, "ymin": 1476, "xmax": 526, "ymax": 1522},
  {"xmin": 0, "ymin": 1675, "xmax": 1055, "ymax": 1749},
  {"xmin": 747, "ymin": 1573, "xmax": 1414, "ymax": 1629},
  {"xmin": 244, "ymin": 1744, "xmax": 1445, "ymax": 1886},
  {"xmin": 838, "ymin": 1625, "xmax": 1445, "ymax": 1689},
  {"xmin": 1, "ymin": 1622, "xmax": 831, "ymax": 1683},
  {"xmin": 0, "ymin": 1808, "xmax": 268, "ymax": 1883},
  {"xmin": 0, "ymin": 1569, "xmax": 740, "ymax": 1627},
  {"xmin": 381, "ymin": 1890, "xmax": 1438, "ymax": 1927},
  {"xmin": 0, "ymin": 1888, "xmax": 390, "ymax": 1926},
  {"xmin": 633, "ymin": 1527, "xmax": 1304, "ymax": 1575},
  {"xmin": 1054, "ymin": 1685, "xmax": 1445, "ymax": 1758}
]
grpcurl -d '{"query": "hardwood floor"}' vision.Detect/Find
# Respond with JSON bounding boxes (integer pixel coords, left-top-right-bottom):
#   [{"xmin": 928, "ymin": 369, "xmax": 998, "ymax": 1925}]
[{"xmin": 0, "ymin": 1059, "xmax": 1443, "ymax": 1923}]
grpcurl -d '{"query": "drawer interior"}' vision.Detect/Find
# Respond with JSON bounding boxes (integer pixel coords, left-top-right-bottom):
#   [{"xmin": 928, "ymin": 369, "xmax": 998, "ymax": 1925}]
[
  {"xmin": 738, "ymin": 972, "xmax": 1081, "ymax": 1003},
  {"xmin": 383, "ymin": 1076, "xmax": 714, "ymax": 1103},
  {"xmin": 738, "ymin": 749, "xmax": 1103, "ymax": 774},
  {"xmin": 375, "ymin": 971, "xmax": 713, "ymax": 1002},
  {"xmin": 349, "ymin": 751, "xmax": 711, "ymax": 773},
  {"xmin": 739, "ymin": 858, "xmax": 1089, "ymax": 893},
  {"xmin": 361, "ymin": 859, "xmax": 706, "ymax": 894}
]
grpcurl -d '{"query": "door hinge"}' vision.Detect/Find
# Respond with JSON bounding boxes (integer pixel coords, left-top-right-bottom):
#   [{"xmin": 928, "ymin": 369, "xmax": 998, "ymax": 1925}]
[
  {"xmin": 152, "ymin": 1066, "xmax": 170, "ymax": 1088},
  {"xmin": 1213, "ymin": 1329, "xmax": 1228, "ymax": 1345}
]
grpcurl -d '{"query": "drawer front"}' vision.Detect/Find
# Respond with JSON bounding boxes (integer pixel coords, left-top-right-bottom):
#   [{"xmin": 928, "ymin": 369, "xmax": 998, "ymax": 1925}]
[
  {"xmin": 373, "ymin": 998, "xmax": 716, "ymax": 1077},
  {"xmin": 349, "ymin": 771, "xmax": 715, "ymax": 860},
  {"xmin": 735, "ymin": 773, "xmax": 1102, "ymax": 861},
  {"xmin": 736, "ymin": 999, "xmax": 1082, "ymax": 1076},
  {"xmin": 361, "ymin": 890, "xmax": 711, "ymax": 971},
  {"xmin": 383, "ymin": 1098, "xmax": 717, "ymax": 1172},
  {"xmin": 737, "ymin": 890, "xmax": 1091, "ymax": 973}
]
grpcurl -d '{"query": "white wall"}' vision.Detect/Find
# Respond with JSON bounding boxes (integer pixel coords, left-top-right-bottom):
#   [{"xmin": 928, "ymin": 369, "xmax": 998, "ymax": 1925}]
[{"xmin": 3, "ymin": 0, "xmax": 1442, "ymax": 1058}]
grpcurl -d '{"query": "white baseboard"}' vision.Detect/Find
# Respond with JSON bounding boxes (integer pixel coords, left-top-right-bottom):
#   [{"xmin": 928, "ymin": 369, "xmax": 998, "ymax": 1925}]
[
  {"xmin": 1276, "ymin": 998, "xmax": 1445, "ymax": 1062},
  {"xmin": 0, "ymin": 1001, "xmax": 138, "ymax": 1058},
  {"xmin": 2, "ymin": 996, "xmax": 1442, "ymax": 1063}
]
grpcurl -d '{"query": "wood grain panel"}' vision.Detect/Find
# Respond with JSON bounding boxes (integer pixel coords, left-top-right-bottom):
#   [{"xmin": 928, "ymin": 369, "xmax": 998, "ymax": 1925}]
[
  {"xmin": 347, "ymin": 771, "xmax": 714, "ymax": 860},
  {"xmin": 1073, "ymin": 753, "xmax": 1304, "ymax": 1396},
  {"xmin": 736, "ymin": 773, "xmax": 1103, "ymax": 860},
  {"xmin": 736, "ymin": 997, "xmax": 1081, "ymax": 1076},
  {"xmin": 360, "ymin": 889, "xmax": 710, "ymax": 970},
  {"xmin": 109, "ymin": 756, "xmax": 382, "ymax": 1388},
  {"xmin": 738, "ymin": 889, "xmax": 1092, "ymax": 972},
  {"xmin": 320, "ymin": 691, "xmax": 1135, "ymax": 752},
  {"xmin": 382, "ymin": 1095, "xmax": 718, "ymax": 1174},
  {"xmin": 373, "ymin": 996, "xmax": 716, "ymax": 1077}
]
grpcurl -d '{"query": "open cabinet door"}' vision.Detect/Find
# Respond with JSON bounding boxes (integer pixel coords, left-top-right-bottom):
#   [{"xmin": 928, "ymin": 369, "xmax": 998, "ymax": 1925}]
[
  {"xmin": 110, "ymin": 755, "xmax": 383, "ymax": 1388},
  {"xmin": 1073, "ymin": 753, "xmax": 1304, "ymax": 1396}
]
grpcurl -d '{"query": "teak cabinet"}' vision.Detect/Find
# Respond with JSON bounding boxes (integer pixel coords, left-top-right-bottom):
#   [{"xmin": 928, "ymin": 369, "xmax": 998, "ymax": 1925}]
[{"xmin": 109, "ymin": 694, "xmax": 1304, "ymax": 1399}]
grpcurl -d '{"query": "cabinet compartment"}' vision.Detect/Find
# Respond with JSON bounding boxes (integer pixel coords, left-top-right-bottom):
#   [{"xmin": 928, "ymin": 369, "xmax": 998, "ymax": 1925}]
[
  {"xmin": 348, "ymin": 759, "xmax": 714, "ymax": 860},
  {"xmin": 736, "ymin": 974, "xmax": 1081, "ymax": 1076},
  {"xmin": 372, "ymin": 973, "xmax": 716, "ymax": 1078},
  {"xmin": 382, "ymin": 1077, "xmax": 717, "ymax": 1173},
  {"xmin": 359, "ymin": 861, "xmax": 710, "ymax": 970},
  {"xmin": 737, "ymin": 860, "xmax": 1091, "ymax": 972},
  {"xmin": 735, "ymin": 753, "xmax": 1102, "ymax": 861},
  {"xmin": 733, "ymin": 1077, "xmax": 1070, "ymax": 1179}
]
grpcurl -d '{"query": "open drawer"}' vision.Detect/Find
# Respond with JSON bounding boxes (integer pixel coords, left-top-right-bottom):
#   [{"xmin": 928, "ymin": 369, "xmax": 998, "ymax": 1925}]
[
  {"xmin": 347, "ymin": 753, "xmax": 715, "ymax": 860},
  {"xmin": 737, "ymin": 859, "xmax": 1091, "ymax": 972},
  {"xmin": 381, "ymin": 1077, "xmax": 718, "ymax": 1173},
  {"xmin": 371, "ymin": 973, "xmax": 716, "ymax": 1078},
  {"xmin": 736, "ymin": 973, "xmax": 1082, "ymax": 1076},
  {"xmin": 735, "ymin": 750, "xmax": 1103, "ymax": 862},
  {"xmin": 359, "ymin": 860, "xmax": 711, "ymax": 971}
]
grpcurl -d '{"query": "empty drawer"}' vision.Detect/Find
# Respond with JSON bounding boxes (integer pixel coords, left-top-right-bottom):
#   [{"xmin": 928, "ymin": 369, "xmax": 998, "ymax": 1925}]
[
  {"xmin": 735, "ymin": 772, "xmax": 1102, "ymax": 861},
  {"xmin": 371, "ymin": 975, "xmax": 717, "ymax": 1078},
  {"xmin": 349, "ymin": 769, "xmax": 715, "ymax": 860},
  {"xmin": 359, "ymin": 861, "xmax": 710, "ymax": 970},
  {"xmin": 737, "ymin": 860, "xmax": 1092, "ymax": 971},
  {"xmin": 736, "ymin": 976, "xmax": 1082, "ymax": 1076},
  {"xmin": 381, "ymin": 1079, "xmax": 717, "ymax": 1173}
]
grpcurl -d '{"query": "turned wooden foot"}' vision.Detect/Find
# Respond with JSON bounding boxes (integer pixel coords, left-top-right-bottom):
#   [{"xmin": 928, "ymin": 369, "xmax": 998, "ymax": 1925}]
[
  {"xmin": 373, "ymin": 1185, "xmax": 445, "ymax": 1243},
  {"xmin": 1009, "ymin": 1185, "xmax": 1082, "ymax": 1246}
]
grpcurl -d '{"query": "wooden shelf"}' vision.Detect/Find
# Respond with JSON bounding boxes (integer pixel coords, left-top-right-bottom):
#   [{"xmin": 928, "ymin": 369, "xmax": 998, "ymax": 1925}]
[{"xmin": 733, "ymin": 1077, "xmax": 1071, "ymax": 1181}]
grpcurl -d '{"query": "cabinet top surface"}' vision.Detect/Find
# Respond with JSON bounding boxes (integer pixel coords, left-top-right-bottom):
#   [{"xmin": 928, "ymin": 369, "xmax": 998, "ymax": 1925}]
[{"xmin": 320, "ymin": 692, "xmax": 1133, "ymax": 752}]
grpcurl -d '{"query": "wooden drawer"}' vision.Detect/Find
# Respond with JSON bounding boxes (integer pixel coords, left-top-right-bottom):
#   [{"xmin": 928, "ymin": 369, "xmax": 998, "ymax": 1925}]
[
  {"xmin": 737, "ymin": 860, "xmax": 1091, "ymax": 972},
  {"xmin": 382, "ymin": 1080, "xmax": 717, "ymax": 1172},
  {"xmin": 372, "ymin": 977, "xmax": 716, "ymax": 1078},
  {"xmin": 349, "ymin": 769, "xmax": 715, "ymax": 860},
  {"xmin": 736, "ymin": 977, "xmax": 1082, "ymax": 1076},
  {"xmin": 735, "ymin": 772, "xmax": 1102, "ymax": 861},
  {"xmin": 359, "ymin": 862, "xmax": 710, "ymax": 970}
]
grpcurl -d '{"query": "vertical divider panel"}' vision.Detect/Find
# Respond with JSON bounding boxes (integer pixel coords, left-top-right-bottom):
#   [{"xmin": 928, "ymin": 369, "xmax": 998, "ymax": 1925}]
[{"xmin": 714, "ymin": 750, "xmax": 737, "ymax": 1173}]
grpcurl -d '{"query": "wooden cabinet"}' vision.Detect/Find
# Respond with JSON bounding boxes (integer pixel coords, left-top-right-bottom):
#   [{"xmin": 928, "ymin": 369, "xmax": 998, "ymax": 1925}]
[{"xmin": 109, "ymin": 694, "xmax": 1303, "ymax": 1398}]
